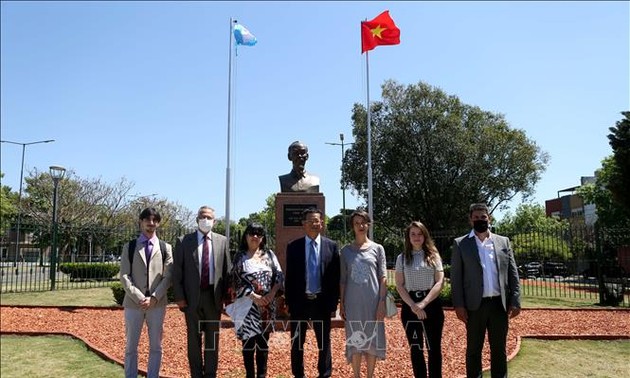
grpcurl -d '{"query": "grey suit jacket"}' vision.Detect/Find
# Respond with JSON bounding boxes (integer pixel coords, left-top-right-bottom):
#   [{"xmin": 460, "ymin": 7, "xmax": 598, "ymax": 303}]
[
  {"xmin": 173, "ymin": 230, "xmax": 232, "ymax": 310},
  {"xmin": 451, "ymin": 232, "xmax": 521, "ymax": 312},
  {"xmin": 120, "ymin": 238, "xmax": 173, "ymax": 308}
]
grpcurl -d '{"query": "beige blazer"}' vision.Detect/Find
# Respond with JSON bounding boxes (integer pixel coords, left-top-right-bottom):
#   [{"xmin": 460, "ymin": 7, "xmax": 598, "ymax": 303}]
[{"xmin": 120, "ymin": 238, "xmax": 173, "ymax": 308}]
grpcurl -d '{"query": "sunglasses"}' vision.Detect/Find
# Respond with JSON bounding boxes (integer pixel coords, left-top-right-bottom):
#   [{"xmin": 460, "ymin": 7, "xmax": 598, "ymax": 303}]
[{"xmin": 247, "ymin": 230, "xmax": 264, "ymax": 237}]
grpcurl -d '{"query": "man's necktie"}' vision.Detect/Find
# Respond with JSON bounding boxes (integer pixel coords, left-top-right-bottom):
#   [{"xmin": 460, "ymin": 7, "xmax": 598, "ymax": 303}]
[
  {"xmin": 145, "ymin": 240, "xmax": 153, "ymax": 263},
  {"xmin": 145, "ymin": 240, "xmax": 153, "ymax": 296},
  {"xmin": 308, "ymin": 239, "xmax": 319, "ymax": 293},
  {"xmin": 201, "ymin": 235, "xmax": 210, "ymax": 289}
]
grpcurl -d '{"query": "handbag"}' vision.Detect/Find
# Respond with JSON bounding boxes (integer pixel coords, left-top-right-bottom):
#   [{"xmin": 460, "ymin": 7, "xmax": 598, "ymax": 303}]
[{"xmin": 385, "ymin": 291, "xmax": 398, "ymax": 318}]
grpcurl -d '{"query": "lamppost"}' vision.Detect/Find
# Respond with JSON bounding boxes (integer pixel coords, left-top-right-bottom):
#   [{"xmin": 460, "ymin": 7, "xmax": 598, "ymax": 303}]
[
  {"xmin": 88, "ymin": 234, "xmax": 93, "ymax": 263},
  {"xmin": 49, "ymin": 165, "xmax": 66, "ymax": 291},
  {"xmin": 0, "ymin": 139, "xmax": 55, "ymax": 268},
  {"xmin": 325, "ymin": 133, "xmax": 354, "ymax": 242}
]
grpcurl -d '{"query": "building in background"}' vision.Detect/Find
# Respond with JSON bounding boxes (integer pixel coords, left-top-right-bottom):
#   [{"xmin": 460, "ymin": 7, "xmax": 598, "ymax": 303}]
[{"xmin": 545, "ymin": 176, "xmax": 597, "ymax": 226}]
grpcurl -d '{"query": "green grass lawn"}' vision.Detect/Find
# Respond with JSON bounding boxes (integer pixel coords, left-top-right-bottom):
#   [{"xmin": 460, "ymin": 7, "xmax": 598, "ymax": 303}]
[
  {"xmin": 508, "ymin": 339, "xmax": 630, "ymax": 377},
  {"xmin": 0, "ymin": 335, "xmax": 134, "ymax": 378},
  {"xmin": 0, "ymin": 286, "xmax": 118, "ymax": 307}
]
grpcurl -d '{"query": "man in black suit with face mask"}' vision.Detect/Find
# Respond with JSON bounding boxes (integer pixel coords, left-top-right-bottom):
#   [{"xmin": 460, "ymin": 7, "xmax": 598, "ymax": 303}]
[{"xmin": 451, "ymin": 203, "xmax": 521, "ymax": 378}]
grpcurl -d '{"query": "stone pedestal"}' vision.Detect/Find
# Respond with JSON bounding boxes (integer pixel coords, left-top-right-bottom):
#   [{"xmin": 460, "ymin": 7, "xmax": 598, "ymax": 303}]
[{"xmin": 274, "ymin": 192, "xmax": 325, "ymax": 272}]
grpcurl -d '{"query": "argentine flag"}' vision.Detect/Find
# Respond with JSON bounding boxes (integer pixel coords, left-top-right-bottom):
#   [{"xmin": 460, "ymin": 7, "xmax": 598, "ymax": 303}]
[{"xmin": 233, "ymin": 23, "xmax": 257, "ymax": 46}]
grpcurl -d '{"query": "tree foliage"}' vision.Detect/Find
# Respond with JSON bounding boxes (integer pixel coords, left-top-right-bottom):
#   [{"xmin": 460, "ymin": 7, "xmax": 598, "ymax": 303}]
[
  {"xmin": 0, "ymin": 172, "xmax": 18, "ymax": 238},
  {"xmin": 342, "ymin": 80, "xmax": 549, "ymax": 232},
  {"xmin": 495, "ymin": 204, "xmax": 571, "ymax": 262},
  {"xmin": 326, "ymin": 209, "xmax": 354, "ymax": 245},
  {"xmin": 219, "ymin": 194, "xmax": 278, "ymax": 251},
  {"xmin": 495, "ymin": 203, "xmax": 567, "ymax": 235},
  {"xmin": 606, "ymin": 111, "xmax": 630, "ymax": 215},
  {"xmin": 240, "ymin": 194, "xmax": 276, "ymax": 235},
  {"xmin": 18, "ymin": 168, "xmax": 194, "ymax": 260}
]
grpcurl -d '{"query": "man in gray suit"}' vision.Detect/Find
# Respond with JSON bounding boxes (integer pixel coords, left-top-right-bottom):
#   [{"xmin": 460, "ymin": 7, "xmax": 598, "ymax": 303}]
[
  {"xmin": 451, "ymin": 203, "xmax": 521, "ymax": 378},
  {"xmin": 173, "ymin": 206, "xmax": 232, "ymax": 378},
  {"xmin": 120, "ymin": 207, "xmax": 173, "ymax": 378}
]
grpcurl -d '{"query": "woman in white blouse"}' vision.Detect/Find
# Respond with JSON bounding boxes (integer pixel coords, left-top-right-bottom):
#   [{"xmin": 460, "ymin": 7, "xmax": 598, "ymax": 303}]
[{"xmin": 395, "ymin": 221, "xmax": 445, "ymax": 378}]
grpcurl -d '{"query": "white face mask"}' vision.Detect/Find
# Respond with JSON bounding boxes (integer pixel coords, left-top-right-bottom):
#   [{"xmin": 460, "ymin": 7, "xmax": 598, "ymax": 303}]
[{"xmin": 198, "ymin": 218, "xmax": 214, "ymax": 233}]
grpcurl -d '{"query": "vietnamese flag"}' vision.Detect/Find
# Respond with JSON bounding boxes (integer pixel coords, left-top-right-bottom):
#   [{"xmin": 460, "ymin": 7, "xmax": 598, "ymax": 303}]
[{"xmin": 361, "ymin": 10, "xmax": 400, "ymax": 53}]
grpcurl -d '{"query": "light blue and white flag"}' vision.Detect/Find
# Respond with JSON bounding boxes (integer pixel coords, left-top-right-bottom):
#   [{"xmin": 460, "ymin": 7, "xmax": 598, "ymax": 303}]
[{"xmin": 233, "ymin": 23, "xmax": 257, "ymax": 46}]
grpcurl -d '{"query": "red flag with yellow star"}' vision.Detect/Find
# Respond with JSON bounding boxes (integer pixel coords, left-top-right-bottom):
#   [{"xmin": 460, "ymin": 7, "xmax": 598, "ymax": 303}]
[{"xmin": 361, "ymin": 10, "xmax": 400, "ymax": 53}]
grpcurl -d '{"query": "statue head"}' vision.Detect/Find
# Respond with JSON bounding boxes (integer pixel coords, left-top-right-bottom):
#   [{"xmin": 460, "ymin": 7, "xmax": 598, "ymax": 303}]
[
  {"xmin": 287, "ymin": 141, "xmax": 309, "ymax": 173},
  {"xmin": 279, "ymin": 140, "xmax": 320, "ymax": 193}
]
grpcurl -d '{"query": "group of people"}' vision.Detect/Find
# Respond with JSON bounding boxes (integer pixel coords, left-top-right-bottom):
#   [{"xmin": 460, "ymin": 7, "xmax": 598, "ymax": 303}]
[{"xmin": 120, "ymin": 202, "xmax": 521, "ymax": 378}]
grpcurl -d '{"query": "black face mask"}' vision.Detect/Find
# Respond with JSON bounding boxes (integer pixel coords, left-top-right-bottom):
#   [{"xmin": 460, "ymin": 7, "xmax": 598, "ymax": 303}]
[{"xmin": 473, "ymin": 219, "xmax": 489, "ymax": 233}]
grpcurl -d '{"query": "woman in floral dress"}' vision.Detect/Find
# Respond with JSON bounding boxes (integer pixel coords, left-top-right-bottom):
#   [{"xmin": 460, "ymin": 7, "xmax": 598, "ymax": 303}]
[{"xmin": 230, "ymin": 223, "xmax": 284, "ymax": 378}]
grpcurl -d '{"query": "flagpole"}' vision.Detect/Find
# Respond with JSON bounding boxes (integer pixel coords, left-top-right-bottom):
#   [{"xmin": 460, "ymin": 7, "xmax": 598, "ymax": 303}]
[
  {"xmin": 225, "ymin": 18, "xmax": 235, "ymax": 248},
  {"xmin": 365, "ymin": 50, "xmax": 374, "ymax": 240}
]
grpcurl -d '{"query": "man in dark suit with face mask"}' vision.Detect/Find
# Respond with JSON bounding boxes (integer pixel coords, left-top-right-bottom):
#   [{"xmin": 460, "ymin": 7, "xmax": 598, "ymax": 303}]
[
  {"xmin": 173, "ymin": 206, "xmax": 232, "ymax": 378},
  {"xmin": 451, "ymin": 203, "xmax": 521, "ymax": 378}
]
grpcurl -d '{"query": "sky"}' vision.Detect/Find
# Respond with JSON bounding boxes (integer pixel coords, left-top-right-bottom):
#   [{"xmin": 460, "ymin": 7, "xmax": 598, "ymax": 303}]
[{"xmin": 1, "ymin": 1, "xmax": 628, "ymax": 224}]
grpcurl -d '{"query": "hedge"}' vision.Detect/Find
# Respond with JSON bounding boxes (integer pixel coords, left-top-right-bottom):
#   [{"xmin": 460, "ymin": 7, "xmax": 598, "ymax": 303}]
[
  {"xmin": 387, "ymin": 281, "xmax": 453, "ymax": 306},
  {"xmin": 58, "ymin": 263, "xmax": 120, "ymax": 281}
]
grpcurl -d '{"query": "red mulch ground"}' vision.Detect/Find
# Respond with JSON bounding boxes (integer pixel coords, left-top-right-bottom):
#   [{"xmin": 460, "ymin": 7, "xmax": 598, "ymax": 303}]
[{"xmin": 1, "ymin": 306, "xmax": 628, "ymax": 377}]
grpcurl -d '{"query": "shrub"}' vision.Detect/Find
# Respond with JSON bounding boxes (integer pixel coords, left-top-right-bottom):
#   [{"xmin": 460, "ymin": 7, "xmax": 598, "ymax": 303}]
[
  {"xmin": 111, "ymin": 282, "xmax": 175, "ymax": 306},
  {"xmin": 111, "ymin": 282, "xmax": 125, "ymax": 305},
  {"xmin": 442, "ymin": 263, "xmax": 451, "ymax": 279},
  {"xmin": 389, "ymin": 282, "xmax": 453, "ymax": 306},
  {"xmin": 440, "ymin": 281, "xmax": 453, "ymax": 306},
  {"xmin": 58, "ymin": 263, "xmax": 120, "ymax": 281}
]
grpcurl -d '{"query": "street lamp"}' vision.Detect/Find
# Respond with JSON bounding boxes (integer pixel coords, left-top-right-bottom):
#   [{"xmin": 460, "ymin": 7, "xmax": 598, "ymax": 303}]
[
  {"xmin": 325, "ymin": 133, "xmax": 354, "ymax": 242},
  {"xmin": 88, "ymin": 234, "xmax": 93, "ymax": 263},
  {"xmin": 49, "ymin": 165, "xmax": 66, "ymax": 290},
  {"xmin": 0, "ymin": 139, "xmax": 55, "ymax": 268}
]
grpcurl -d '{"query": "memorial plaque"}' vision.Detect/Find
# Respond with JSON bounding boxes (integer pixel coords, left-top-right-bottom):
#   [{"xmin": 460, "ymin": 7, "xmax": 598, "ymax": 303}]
[{"xmin": 283, "ymin": 204, "xmax": 316, "ymax": 226}]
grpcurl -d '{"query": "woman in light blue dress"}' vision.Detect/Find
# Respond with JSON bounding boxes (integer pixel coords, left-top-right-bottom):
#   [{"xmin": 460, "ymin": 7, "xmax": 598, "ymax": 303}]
[{"xmin": 340, "ymin": 210, "xmax": 388, "ymax": 378}]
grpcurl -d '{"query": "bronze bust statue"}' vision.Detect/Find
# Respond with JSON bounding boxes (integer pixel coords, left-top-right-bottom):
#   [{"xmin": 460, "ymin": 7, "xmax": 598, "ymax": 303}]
[{"xmin": 278, "ymin": 141, "xmax": 320, "ymax": 193}]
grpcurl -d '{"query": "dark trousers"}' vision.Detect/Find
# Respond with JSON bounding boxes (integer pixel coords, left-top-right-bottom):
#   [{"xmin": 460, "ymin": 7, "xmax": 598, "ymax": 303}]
[
  {"xmin": 242, "ymin": 333, "xmax": 269, "ymax": 378},
  {"xmin": 184, "ymin": 287, "xmax": 220, "ymax": 378},
  {"xmin": 465, "ymin": 296, "xmax": 508, "ymax": 378},
  {"xmin": 290, "ymin": 297, "xmax": 332, "ymax": 378},
  {"xmin": 401, "ymin": 296, "xmax": 444, "ymax": 378}
]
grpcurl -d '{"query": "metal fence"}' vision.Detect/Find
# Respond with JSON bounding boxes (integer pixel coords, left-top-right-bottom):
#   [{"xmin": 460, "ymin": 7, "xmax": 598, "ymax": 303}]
[
  {"xmin": 1, "ymin": 222, "xmax": 628, "ymax": 307},
  {"xmin": 0, "ymin": 223, "xmax": 193, "ymax": 293},
  {"xmin": 382, "ymin": 224, "xmax": 628, "ymax": 307}
]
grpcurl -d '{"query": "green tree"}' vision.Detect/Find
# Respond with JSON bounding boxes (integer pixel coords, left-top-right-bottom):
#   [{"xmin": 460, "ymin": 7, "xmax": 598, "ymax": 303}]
[
  {"xmin": 0, "ymin": 172, "xmax": 18, "ymax": 238},
  {"xmin": 237, "ymin": 194, "xmax": 277, "ymax": 248},
  {"xmin": 343, "ymin": 80, "xmax": 549, "ymax": 233},
  {"xmin": 212, "ymin": 218, "xmax": 245, "ymax": 255},
  {"xmin": 606, "ymin": 111, "xmax": 630, "ymax": 215},
  {"xmin": 326, "ymin": 209, "xmax": 353, "ymax": 245},
  {"xmin": 495, "ymin": 203, "xmax": 566, "ymax": 235},
  {"xmin": 495, "ymin": 204, "xmax": 571, "ymax": 262},
  {"xmin": 21, "ymin": 168, "xmax": 194, "ymax": 261}
]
